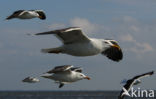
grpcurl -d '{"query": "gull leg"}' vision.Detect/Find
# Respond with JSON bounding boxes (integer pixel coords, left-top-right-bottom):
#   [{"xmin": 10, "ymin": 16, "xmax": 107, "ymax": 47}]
[{"xmin": 59, "ymin": 83, "xmax": 64, "ymax": 88}]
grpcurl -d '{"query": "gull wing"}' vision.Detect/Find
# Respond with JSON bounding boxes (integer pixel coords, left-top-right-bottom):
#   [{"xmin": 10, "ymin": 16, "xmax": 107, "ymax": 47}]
[
  {"xmin": 35, "ymin": 27, "xmax": 90, "ymax": 44},
  {"xmin": 71, "ymin": 67, "xmax": 82, "ymax": 73},
  {"xmin": 46, "ymin": 65, "xmax": 73, "ymax": 73},
  {"xmin": 133, "ymin": 71, "xmax": 154, "ymax": 80},
  {"xmin": 6, "ymin": 10, "xmax": 25, "ymax": 20},
  {"xmin": 101, "ymin": 45, "xmax": 123, "ymax": 62}
]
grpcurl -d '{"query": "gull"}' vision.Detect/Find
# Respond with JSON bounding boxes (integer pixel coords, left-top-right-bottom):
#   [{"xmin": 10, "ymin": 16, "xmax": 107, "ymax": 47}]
[
  {"xmin": 41, "ymin": 65, "xmax": 91, "ymax": 88},
  {"xmin": 35, "ymin": 27, "xmax": 123, "ymax": 62},
  {"xmin": 118, "ymin": 71, "xmax": 154, "ymax": 99},
  {"xmin": 6, "ymin": 10, "xmax": 46, "ymax": 20},
  {"xmin": 22, "ymin": 76, "xmax": 40, "ymax": 83}
]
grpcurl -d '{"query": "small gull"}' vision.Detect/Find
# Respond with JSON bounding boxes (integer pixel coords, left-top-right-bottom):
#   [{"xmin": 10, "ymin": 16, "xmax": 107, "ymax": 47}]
[{"xmin": 41, "ymin": 65, "xmax": 90, "ymax": 88}]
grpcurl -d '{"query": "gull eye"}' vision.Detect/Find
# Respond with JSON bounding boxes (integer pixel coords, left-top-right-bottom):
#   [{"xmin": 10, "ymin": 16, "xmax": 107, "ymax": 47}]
[{"xmin": 111, "ymin": 41, "xmax": 118, "ymax": 45}]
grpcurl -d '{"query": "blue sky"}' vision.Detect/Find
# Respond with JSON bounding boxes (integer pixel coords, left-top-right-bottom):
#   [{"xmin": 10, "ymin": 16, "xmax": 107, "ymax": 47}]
[{"xmin": 0, "ymin": 0, "xmax": 156, "ymax": 90}]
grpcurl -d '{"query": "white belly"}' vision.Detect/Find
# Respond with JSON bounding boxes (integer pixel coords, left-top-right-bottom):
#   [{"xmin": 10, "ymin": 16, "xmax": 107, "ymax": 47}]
[
  {"xmin": 19, "ymin": 14, "xmax": 36, "ymax": 19},
  {"xmin": 62, "ymin": 41, "xmax": 103, "ymax": 56},
  {"xmin": 19, "ymin": 12, "xmax": 38, "ymax": 19},
  {"xmin": 52, "ymin": 73, "xmax": 78, "ymax": 83}
]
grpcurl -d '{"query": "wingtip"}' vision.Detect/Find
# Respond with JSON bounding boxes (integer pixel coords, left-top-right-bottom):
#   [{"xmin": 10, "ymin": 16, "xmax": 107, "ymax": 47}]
[{"xmin": 151, "ymin": 71, "xmax": 154, "ymax": 75}]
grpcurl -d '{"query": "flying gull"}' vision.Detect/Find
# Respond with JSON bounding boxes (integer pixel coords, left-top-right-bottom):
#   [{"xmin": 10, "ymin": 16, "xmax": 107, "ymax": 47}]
[
  {"xmin": 22, "ymin": 76, "xmax": 40, "ymax": 83},
  {"xmin": 6, "ymin": 10, "xmax": 46, "ymax": 20},
  {"xmin": 35, "ymin": 27, "xmax": 123, "ymax": 62},
  {"xmin": 41, "ymin": 65, "xmax": 90, "ymax": 88},
  {"xmin": 118, "ymin": 71, "xmax": 154, "ymax": 99}
]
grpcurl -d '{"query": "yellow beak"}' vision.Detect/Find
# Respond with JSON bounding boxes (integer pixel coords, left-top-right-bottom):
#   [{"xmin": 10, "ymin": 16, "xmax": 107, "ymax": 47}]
[
  {"xmin": 84, "ymin": 76, "xmax": 91, "ymax": 80},
  {"xmin": 112, "ymin": 44, "xmax": 121, "ymax": 50}
]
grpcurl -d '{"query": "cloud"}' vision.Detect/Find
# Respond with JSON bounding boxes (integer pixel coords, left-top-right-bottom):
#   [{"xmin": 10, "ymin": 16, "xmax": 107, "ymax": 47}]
[
  {"xmin": 70, "ymin": 17, "xmax": 100, "ymax": 34},
  {"xmin": 47, "ymin": 17, "xmax": 101, "ymax": 34},
  {"xmin": 119, "ymin": 34, "xmax": 135, "ymax": 42},
  {"xmin": 119, "ymin": 34, "xmax": 154, "ymax": 54},
  {"xmin": 123, "ymin": 16, "xmax": 138, "ymax": 23},
  {"xmin": 132, "ymin": 42, "xmax": 154, "ymax": 53},
  {"xmin": 129, "ymin": 25, "xmax": 140, "ymax": 32}
]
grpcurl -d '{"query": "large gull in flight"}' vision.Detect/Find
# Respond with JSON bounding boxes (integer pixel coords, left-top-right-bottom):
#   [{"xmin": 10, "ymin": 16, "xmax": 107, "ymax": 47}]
[{"xmin": 35, "ymin": 27, "xmax": 123, "ymax": 62}]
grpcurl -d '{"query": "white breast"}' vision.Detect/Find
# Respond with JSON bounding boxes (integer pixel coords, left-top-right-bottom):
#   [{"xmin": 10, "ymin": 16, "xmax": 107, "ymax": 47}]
[
  {"xmin": 62, "ymin": 38, "xmax": 104, "ymax": 56},
  {"xmin": 19, "ymin": 11, "xmax": 39, "ymax": 19},
  {"xmin": 52, "ymin": 72, "xmax": 79, "ymax": 83}
]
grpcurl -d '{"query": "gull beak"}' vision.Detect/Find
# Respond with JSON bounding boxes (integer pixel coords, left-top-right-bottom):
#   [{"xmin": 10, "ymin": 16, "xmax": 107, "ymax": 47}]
[
  {"xmin": 112, "ymin": 44, "xmax": 121, "ymax": 50},
  {"xmin": 84, "ymin": 76, "xmax": 91, "ymax": 80}
]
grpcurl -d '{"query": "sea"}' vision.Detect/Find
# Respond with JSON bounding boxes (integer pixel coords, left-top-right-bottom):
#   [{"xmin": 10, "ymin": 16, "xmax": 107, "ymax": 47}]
[{"xmin": 0, "ymin": 91, "xmax": 155, "ymax": 99}]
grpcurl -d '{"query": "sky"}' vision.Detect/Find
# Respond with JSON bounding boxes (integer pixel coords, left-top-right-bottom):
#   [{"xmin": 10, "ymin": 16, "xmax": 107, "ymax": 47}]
[{"xmin": 0, "ymin": 0, "xmax": 156, "ymax": 91}]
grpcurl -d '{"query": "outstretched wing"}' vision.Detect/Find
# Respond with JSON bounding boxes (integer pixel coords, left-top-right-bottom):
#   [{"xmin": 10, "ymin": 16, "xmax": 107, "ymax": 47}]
[
  {"xmin": 133, "ymin": 71, "xmax": 154, "ymax": 80},
  {"xmin": 46, "ymin": 65, "xmax": 73, "ymax": 73},
  {"xmin": 6, "ymin": 10, "xmax": 25, "ymax": 20},
  {"xmin": 71, "ymin": 67, "xmax": 82, "ymax": 73},
  {"xmin": 101, "ymin": 46, "xmax": 123, "ymax": 62},
  {"xmin": 35, "ymin": 27, "xmax": 90, "ymax": 44}
]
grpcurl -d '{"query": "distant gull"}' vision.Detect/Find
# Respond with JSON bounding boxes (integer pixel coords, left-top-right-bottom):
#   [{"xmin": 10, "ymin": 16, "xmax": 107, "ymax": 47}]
[
  {"xmin": 41, "ymin": 65, "xmax": 90, "ymax": 88},
  {"xmin": 118, "ymin": 71, "xmax": 154, "ymax": 99},
  {"xmin": 35, "ymin": 27, "xmax": 123, "ymax": 62},
  {"xmin": 6, "ymin": 10, "xmax": 46, "ymax": 20},
  {"xmin": 22, "ymin": 76, "xmax": 40, "ymax": 83}
]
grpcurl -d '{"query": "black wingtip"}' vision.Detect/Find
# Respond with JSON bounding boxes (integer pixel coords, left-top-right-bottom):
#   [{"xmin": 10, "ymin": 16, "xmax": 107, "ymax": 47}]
[
  {"xmin": 150, "ymin": 71, "xmax": 154, "ymax": 75},
  {"xmin": 39, "ymin": 15, "xmax": 46, "ymax": 20},
  {"xmin": 6, "ymin": 16, "xmax": 14, "ymax": 20},
  {"xmin": 38, "ymin": 12, "xmax": 46, "ymax": 20},
  {"xmin": 102, "ymin": 47, "xmax": 123, "ymax": 62}
]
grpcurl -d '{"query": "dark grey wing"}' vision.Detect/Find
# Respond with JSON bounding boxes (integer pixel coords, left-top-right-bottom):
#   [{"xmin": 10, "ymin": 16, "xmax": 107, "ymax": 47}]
[
  {"xmin": 118, "ymin": 91, "xmax": 125, "ymax": 99},
  {"xmin": 101, "ymin": 46, "xmax": 123, "ymax": 62},
  {"xmin": 119, "ymin": 71, "xmax": 154, "ymax": 99},
  {"xmin": 22, "ymin": 77, "xmax": 30, "ymax": 82},
  {"xmin": 6, "ymin": 10, "xmax": 25, "ymax": 20},
  {"xmin": 22, "ymin": 77, "xmax": 32, "ymax": 82},
  {"xmin": 118, "ymin": 79, "xmax": 135, "ymax": 99},
  {"xmin": 133, "ymin": 71, "xmax": 154, "ymax": 80},
  {"xmin": 46, "ymin": 65, "xmax": 73, "ymax": 73},
  {"xmin": 35, "ymin": 27, "xmax": 90, "ymax": 44},
  {"xmin": 123, "ymin": 79, "xmax": 135, "ymax": 91},
  {"xmin": 71, "ymin": 67, "xmax": 82, "ymax": 73},
  {"xmin": 34, "ymin": 10, "xmax": 46, "ymax": 20}
]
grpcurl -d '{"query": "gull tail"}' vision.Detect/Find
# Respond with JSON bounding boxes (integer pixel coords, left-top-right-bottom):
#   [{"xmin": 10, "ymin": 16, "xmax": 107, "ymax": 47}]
[
  {"xmin": 41, "ymin": 47, "xmax": 62, "ymax": 54},
  {"xmin": 6, "ymin": 15, "xmax": 15, "ymax": 20}
]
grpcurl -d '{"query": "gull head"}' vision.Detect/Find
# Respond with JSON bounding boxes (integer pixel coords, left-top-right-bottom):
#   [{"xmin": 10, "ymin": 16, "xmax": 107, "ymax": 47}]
[
  {"xmin": 103, "ymin": 39, "xmax": 121, "ymax": 50},
  {"xmin": 76, "ymin": 73, "xmax": 91, "ymax": 80}
]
